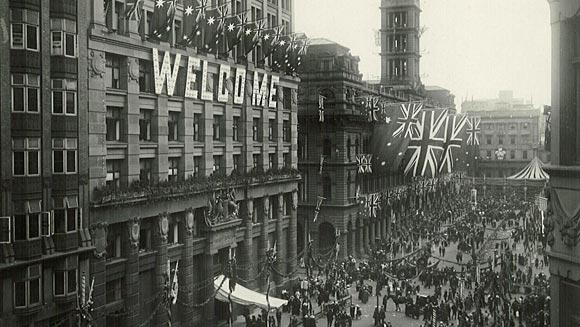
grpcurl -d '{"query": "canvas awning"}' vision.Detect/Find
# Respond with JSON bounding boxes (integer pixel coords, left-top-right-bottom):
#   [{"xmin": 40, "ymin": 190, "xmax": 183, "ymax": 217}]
[
  {"xmin": 214, "ymin": 275, "xmax": 288, "ymax": 310},
  {"xmin": 507, "ymin": 157, "xmax": 550, "ymax": 180}
]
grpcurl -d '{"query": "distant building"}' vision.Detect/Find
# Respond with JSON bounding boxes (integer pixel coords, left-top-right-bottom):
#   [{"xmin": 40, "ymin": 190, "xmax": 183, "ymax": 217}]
[
  {"xmin": 425, "ymin": 86, "xmax": 456, "ymax": 113},
  {"xmin": 462, "ymin": 91, "xmax": 548, "ymax": 178},
  {"xmin": 546, "ymin": 1, "xmax": 580, "ymax": 326}
]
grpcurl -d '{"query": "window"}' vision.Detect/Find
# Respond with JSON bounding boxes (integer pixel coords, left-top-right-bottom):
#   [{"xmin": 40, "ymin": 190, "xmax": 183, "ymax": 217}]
[
  {"xmin": 322, "ymin": 176, "xmax": 332, "ymax": 200},
  {"xmin": 268, "ymin": 119, "xmax": 275, "ymax": 141},
  {"xmin": 13, "ymin": 138, "xmax": 40, "ymax": 176},
  {"xmin": 106, "ymin": 107, "xmax": 123, "ymax": 141},
  {"xmin": 14, "ymin": 265, "xmax": 42, "ymax": 309},
  {"xmin": 10, "ymin": 9, "xmax": 39, "ymax": 51},
  {"xmin": 173, "ymin": 19, "xmax": 182, "ymax": 44},
  {"xmin": 283, "ymin": 153, "xmax": 290, "ymax": 169},
  {"xmin": 347, "ymin": 139, "xmax": 351, "ymax": 160},
  {"xmin": 139, "ymin": 227, "xmax": 152, "ymax": 252},
  {"xmin": 168, "ymin": 111, "xmax": 179, "ymax": 141},
  {"xmin": 233, "ymin": 154, "xmax": 240, "ymax": 172},
  {"xmin": 510, "ymin": 150, "xmax": 515, "ymax": 160},
  {"xmin": 213, "ymin": 155, "xmax": 223, "ymax": 174},
  {"xmin": 323, "ymin": 139, "xmax": 331, "ymax": 157},
  {"xmin": 486, "ymin": 136, "xmax": 492, "ymax": 145},
  {"xmin": 13, "ymin": 201, "xmax": 47, "ymax": 241},
  {"xmin": 168, "ymin": 217, "xmax": 180, "ymax": 245},
  {"xmin": 486, "ymin": 150, "xmax": 492, "ymax": 159},
  {"xmin": 168, "ymin": 157, "xmax": 179, "ymax": 181},
  {"xmin": 193, "ymin": 114, "xmax": 202, "ymax": 141},
  {"xmin": 299, "ymin": 134, "xmax": 307, "ymax": 159},
  {"xmin": 53, "ymin": 196, "xmax": 79, "ymax": 234},
  {"xmin": 269, "ymin": 154, "xmax": 275, "ymax": 170},
  {"xmin": 54, "ymin": 267, "xmax": 77, "ymax": 296},
  {"xmin": 0, "ymin": 216, "xmax": 11, "ymax": 244},
  {"xmin": 106, "ymin": 160, "xmax": 121, "ymax": 188},
  {"xmin": 193, "ymin": 156, "xmax": 201, "ymax": 178},
  {"xmin": 283, "ymin": 120, "xmax": 290, "ymax": 142},
  {"xmin": 52, "ymin": 139, "xmax": 77, "ymax": 174},
  {"xmin": 498, "ymin": 137, "xmax": 504, "ymax": 145},
  {"xmin": 523, "ymin": 150, "xmax": 528, "ymax": 160},
  {"xmin": 232, "ymin": 116, "xmax": 240, "ymax": 142},
  {"xmin": 12, "ymin": 74, "xmax": 40, "ymax": 113},
  {"xmin": 140, "ymin": 159, "xmax": 152, "ymax": 182},
  {"xmin": 253, "ymin": 154, "xmax": 260, "ymax": 171},
  {"xmin": 213, "ymin": 115, "xmax": 223, "ymax": 141},
  {"xmin": 139, "ymin": 60, "xmax": 153, "ymax": 93},
  {"xmin": 299, "ymin": 172, "xmax": 307, "ymax": 201},
  {"xmin": 106, "ymin": 230, "xmax": 122, "ymax": 260},
  {"xmin": 50, "ymin": 19, "xmax": 77, "ymax": 57},
  {"xmin": 52, "ymin": 79, "xmax": 77, "ymax": 115},
  {"xmin": 139, "ymin": 110, "xmax": 152, "ymax": 141},
  {"xmin": 106, "ymin": 53, "xmax": 121, "ymax": 89},
  {"xmin": 510, "ymin": 136, "xmax": 516, "ymax": 145},
  {"xmin": 253, "ymin": 118, "xmax": 261, "ymax": 141},
  {"xmin": 523, "ymin": 123, "xmax": 529, "ymax": 129}
]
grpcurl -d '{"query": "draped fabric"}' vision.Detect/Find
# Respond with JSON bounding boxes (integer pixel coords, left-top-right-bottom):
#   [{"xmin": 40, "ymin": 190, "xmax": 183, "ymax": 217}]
[
  {"xmin": 214, "ymin": 275, "xmax": 288, "ymax": 309},
  {"xmin": 507, "ymin": 157, "xmax": 550, "ymax": 180}
]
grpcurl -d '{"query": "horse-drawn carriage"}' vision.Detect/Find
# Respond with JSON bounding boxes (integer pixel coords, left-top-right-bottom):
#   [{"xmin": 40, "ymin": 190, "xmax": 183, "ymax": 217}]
[{"xmin": 404, "ymin": 294, "xmax": 428, "ymax": 319}]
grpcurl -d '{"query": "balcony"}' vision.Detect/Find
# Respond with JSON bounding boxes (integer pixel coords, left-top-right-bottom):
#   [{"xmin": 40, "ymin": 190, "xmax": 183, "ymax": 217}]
[{"xmin": 92, "ymin": 168, "xmax": 301, "ymax": 207}]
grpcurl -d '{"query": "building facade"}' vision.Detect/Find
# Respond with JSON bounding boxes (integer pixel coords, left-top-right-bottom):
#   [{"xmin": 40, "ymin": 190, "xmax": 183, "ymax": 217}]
[
  {"xmin": 462, "ymin": 91, "xmax": 548, "ymax": 178},
  {"xmin": 546, "ymin": 1, "xmax": 580, "ymax": 326},
  {"xmin": 0, "ymin": 0, "xmax": 94, "ymax": 326},
  {"xmin": 85, "ymin": 0, "xmax": 299, "ymax": 326}
]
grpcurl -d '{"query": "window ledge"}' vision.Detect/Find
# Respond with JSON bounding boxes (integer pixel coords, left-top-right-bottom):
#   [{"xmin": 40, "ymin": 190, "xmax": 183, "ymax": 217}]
[
  {"xmin": 168, "ymin": 142, "xmax": 185, "ymax": 148},
  {"xmin": 106, "ymin": 142, "xmax": 128, "ymax": 149},
  {"xmin": 13, "ymin": 303, "xmax": 42, "ymax": 316},
  {"xmin": 140, "ymin": 142, "xmax": 158, "ymax": 148},
  {"xmin": 54, "ymin": 292, "xmax": 77, "ymax": 304},
  {"xmin": 106, "ymin": 88, "xmax": 127, "ymax": 95},
  {"xmin": 106, "ymin": 257, "xmax": 127, "ymax": 267}
]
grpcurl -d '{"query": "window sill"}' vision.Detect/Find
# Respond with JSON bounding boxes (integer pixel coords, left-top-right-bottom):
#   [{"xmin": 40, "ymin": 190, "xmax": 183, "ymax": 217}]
[
  {"xmin": 140, "ymin": 142, "xmax": 158, "ymax": 148},
  {"xmin": 168, "ymin": 141, "xmax": 184, "ymax": 148},
  {"xmin": 106, "ymin": 88, "xmax": 127, "ymax": 95}
]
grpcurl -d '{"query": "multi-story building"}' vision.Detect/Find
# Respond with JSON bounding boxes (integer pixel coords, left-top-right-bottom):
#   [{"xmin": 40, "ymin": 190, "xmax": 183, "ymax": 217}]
[
  {"xmin": 85, "ymin": 0, "xmax": 299, "ymax": 326},
  {"xmin": 462, "ymin": 91, "xmax": 548, "ymax": 178},
  {"xmin": 297, "ymin": 36, "xmax": 453, "ymax": 258},
  {"xmin": 0, "ymin": 0, "xmax": 94, "ymax": 326},
  {"xmin": 545, "ymin": 1, "xmax": 580, "ymax": 326}
]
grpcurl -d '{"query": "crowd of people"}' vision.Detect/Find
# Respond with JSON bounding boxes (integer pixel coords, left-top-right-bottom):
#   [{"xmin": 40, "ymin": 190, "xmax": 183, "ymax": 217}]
[{"xmin": 244, "ymin": 186, "xmax": 550, "ymax": 327}]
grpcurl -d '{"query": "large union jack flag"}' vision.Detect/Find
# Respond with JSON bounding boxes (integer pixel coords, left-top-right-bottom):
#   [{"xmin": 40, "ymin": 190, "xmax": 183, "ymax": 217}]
[
  {"xmin": 439, "ymin": 114, "xmax": 468, "ymax": 174},
  {"xmin": 365, "ymin": 193, "xmax": 381, "ymax": 218},
  {"xmin": 393, "ymin": 102, "xmax": 423, "ymax": 139},
  {"xmin": 466, "ymin": 116, "xmax": 481, "ymax": 146},
  {"xmin": 404, "ymin": 109, "xmax": 449, "ymax": 177}
]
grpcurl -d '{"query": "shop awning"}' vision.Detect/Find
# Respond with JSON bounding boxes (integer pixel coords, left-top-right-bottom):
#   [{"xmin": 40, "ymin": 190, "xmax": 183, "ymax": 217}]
[{"xmin": 214, "ymin": 275, "xmax": 287, "ymax": 310}]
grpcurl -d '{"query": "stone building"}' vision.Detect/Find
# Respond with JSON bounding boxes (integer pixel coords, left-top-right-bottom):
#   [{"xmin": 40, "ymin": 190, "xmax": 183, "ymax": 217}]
[
  {"xmin": 462, "ymin": 91, "xmax": 548, "ymax": 178},
  {"xmin": 545, "ymin": 0, "xmax": 580, "ymax": 326},
  {"xmin": 85, "ymin": 0, "xmax": 299, "ymax": 326},
  {"xmin": 0, "ymin": 0, "xmax": 94, "ymax": 326}
]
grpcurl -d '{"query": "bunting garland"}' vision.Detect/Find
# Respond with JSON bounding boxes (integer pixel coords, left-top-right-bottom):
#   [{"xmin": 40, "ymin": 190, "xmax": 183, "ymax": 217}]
[
  {"xmin": 318, "ymin": 94, "xmax": 326, "ymax": 122},
  {"xmin": 313, "ymin": 196, "xmax": 325, "ymax": 223}
]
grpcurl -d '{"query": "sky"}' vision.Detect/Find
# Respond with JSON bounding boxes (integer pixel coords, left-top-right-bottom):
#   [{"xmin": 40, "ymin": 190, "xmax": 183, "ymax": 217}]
[{"xmin": 294, "ymin": 0, "xmax": 551, "ymax": 111}]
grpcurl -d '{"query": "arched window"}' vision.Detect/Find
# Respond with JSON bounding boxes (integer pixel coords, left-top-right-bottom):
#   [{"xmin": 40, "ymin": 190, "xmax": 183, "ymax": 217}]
[{"xmin": 355, "ymin": 137, "xmax": 360, "ymax": 156}]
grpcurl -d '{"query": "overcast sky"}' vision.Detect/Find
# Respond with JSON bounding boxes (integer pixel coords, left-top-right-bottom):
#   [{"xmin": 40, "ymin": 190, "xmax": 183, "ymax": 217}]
[{"xmin": 294, "ymin": 0, "xmax": 551, "ymax": 111}]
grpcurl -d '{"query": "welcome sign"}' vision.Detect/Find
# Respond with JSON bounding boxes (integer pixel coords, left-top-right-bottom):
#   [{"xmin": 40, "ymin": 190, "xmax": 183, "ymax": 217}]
[{"xmin": 152, "ymin": 48, "xmax": 279, "ymax": 108}]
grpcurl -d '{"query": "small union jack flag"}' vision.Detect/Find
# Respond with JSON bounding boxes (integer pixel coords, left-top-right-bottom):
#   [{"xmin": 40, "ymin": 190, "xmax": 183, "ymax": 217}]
[
  {"xmin": 393, "ymin": 102, "xmax": 423, "ymax": 139},
  {"xmin": 466, "ymin": 117, "xmax": 481, "ymax": 146},
  {"xmin": 366, "ymin": 193, "xmax": 381, "ymax": 218},
  {"xmin": 356, "ymin": 154, "xmax": 373, "ymax": 174}
]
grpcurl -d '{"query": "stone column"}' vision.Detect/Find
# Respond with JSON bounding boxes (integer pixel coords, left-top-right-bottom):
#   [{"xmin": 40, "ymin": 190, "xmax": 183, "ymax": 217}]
[
  {"xmin": 348, "ymin": 227, "xmax": 356, "ymax": 257},
  {"xmin": 202, "ymin": 251, "xmax": 215, "ymax": 325},
  {"xmin": 356, "ymin": 223, "xmax": 363, "ymax": 257},
  {"xmin": 338, "ymin": 231, "xmax": 348, "ymax": 260},
  {"xmin": 124, "ymin": 218, "xmax": 141, "ymax": 327},
  {"xmin": 89, "ymin": 222, "xmax": 108, "ymax": 327},
  {"xmin": 369, "ymin": 220, "xmax": 375, "ymax": 248},
  {"xmin": 287, "ymin": 191, "xmax": 298, "ymax": 278},
  {"xmin": 275, "ymin": 193, "xmax": 286, "ymax": 288},
  {"xmin": 180, "ymin": 209, "xmax": 196, "ymax": 322},
  {"xmin": 242, "ymin": 199, "xmax": 256, "ymax": 288},
  {"xmin": 259, "ymin": 197, "xmax": 270, "ymax": 292},
  {"xmin": 363, "ymin": 223, "xmax": 369, "ymax": 253},
  {"xmin": 154, "ymin": 212, "xmax": 170, "ymax": 326}
]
